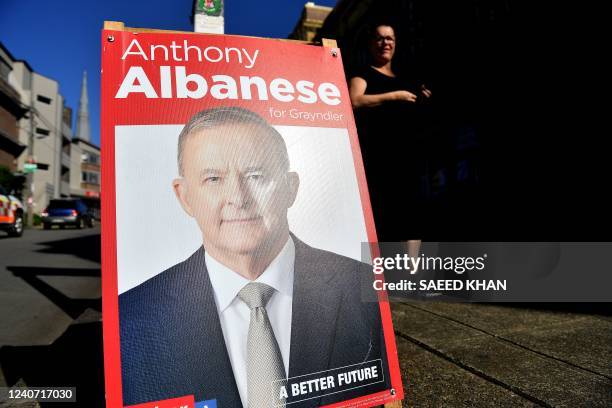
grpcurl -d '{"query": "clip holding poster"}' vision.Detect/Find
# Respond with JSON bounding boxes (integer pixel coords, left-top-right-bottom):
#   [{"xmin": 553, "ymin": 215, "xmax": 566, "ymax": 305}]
[{"xmin": 101, "ymin": 22, "xmax": 403, "ymax": 408}]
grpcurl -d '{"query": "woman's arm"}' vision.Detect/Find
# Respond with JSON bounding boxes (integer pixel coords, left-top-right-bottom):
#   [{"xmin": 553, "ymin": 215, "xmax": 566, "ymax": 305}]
[{"xmin": 349, "ymin": 76, "xmax": 418, "ymax": 109}]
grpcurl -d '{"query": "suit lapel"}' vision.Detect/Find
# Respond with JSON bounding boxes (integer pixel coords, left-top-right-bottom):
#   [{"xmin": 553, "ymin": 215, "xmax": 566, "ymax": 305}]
[
  {"xmin": 288, "ymin": 238, "xmax": 343, "ymax": 379},
  {"xmin": 169, "ymin": 247, "xmax": 243, "ymax": 407}
]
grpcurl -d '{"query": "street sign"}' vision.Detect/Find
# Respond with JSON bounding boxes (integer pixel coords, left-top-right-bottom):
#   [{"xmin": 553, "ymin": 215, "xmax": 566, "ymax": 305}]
[
  {"xmin": 23, "ymin": 163, "xmax": 37, "ymax": 173},
  {"xmin": 194, "ymin": 0, "xmax": 224, "ymax": 34}
]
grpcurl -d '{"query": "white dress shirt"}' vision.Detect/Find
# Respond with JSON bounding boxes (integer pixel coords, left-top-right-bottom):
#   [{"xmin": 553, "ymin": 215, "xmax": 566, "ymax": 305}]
[{"xmin": 206, "ymin": 237, "xmax": 295, "ymax": 408}]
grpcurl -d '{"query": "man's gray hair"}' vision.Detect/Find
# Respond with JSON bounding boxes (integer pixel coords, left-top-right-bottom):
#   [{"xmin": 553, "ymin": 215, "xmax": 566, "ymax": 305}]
[{"xmin": 177, "ymin": 106, "xmax": 289, "ymax": 176}]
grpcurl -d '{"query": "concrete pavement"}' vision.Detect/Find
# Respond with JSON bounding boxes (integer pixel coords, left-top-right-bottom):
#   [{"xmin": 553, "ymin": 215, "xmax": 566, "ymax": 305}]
[{"xmin": 393, "ymin": 301, "xmax": 612, "ymax": 407}]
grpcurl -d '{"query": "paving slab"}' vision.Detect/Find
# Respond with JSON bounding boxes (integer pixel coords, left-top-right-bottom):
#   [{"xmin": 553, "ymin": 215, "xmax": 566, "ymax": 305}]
[
  {"xmin": 502, "ymin": 318, "xmax": 612, "ymax": 378},
  {"xmin": 443, "ymin": 335, "xmax": 612, "ymax": 407},
  {"xmin": 395, "ymin": 336, "xmax": 534, "ymax": 407},
  {"xmin": 405, "ymin": 302, "xmax": 586, "ymax": 333},
  {"xmin": 392, "ymin": 302, "xmax": 612, "ymax": 407},
  {"xmin": 402, "ymin": 302, "xmax": 612, "ymax": 378}
]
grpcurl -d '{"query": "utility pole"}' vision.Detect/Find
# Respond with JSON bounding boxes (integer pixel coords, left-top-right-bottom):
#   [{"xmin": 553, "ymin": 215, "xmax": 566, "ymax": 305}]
[{"xmin": 24, "ymin": 92, "xmax": 35, "ymax": 227}]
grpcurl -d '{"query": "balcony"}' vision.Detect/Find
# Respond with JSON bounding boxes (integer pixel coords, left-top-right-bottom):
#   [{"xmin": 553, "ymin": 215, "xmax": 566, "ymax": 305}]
[
  {"xmin": 61, "ymin": 181, "xmax": 70, "ymax": 196},
  {"xmin": 62, "ymin": 122, "xmax": 73, "ymax": 142},
  {"xmin": 81, "ymin": 182, "xmax": 100, "ymax": 191},
  {"xmin": 61, "ymin": 152, "xmax": 70, "ymax": 168},
  {"xmin": 81, "ymin": 162, "xmax": 100, "ymax": 172}
]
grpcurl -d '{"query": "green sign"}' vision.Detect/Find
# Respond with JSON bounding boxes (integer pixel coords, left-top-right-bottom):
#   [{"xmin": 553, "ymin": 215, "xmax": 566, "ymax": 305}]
[
  {"xmin": 197, "ymin": 0, "xmax": 223, "ymax": 16},
  {"xmin": 24, "ymin": 163, "xmax": 37, "ymax": 173}
]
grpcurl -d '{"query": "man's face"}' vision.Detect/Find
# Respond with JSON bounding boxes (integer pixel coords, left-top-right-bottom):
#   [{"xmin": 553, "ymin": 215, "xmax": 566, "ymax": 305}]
[{"xmin": 173, "ymin": 123, "xmax": 299, "ymax": 257}]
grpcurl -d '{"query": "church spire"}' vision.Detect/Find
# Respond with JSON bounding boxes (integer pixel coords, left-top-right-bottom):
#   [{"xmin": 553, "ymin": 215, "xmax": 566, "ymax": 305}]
[{"xmin": 76, "ymin": 70, "xmax": 91, "ymax": 142}]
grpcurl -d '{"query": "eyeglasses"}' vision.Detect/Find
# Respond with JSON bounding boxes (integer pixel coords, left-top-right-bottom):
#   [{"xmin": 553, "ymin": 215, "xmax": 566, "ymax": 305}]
[{"xmin": 374, "ymin": 36, "xmax": 396, "ymax": 44}]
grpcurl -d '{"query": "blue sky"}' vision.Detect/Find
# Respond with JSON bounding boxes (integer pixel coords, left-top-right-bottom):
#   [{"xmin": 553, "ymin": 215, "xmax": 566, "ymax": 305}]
[{"xmin": 0, "ymin": 0, "xmax": 337, "ymax": 147}]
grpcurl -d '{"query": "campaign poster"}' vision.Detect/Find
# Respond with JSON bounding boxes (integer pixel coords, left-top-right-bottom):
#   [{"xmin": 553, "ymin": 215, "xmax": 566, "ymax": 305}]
[{"xmin": 101, "ymin": 27, "xmax": 403, "ymax": 408}]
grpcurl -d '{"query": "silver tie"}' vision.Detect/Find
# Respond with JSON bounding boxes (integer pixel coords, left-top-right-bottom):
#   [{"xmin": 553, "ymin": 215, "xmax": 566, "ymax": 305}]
[{"xmin": 238, "ymin": 282, "xmax": 287, "ymax": 408}]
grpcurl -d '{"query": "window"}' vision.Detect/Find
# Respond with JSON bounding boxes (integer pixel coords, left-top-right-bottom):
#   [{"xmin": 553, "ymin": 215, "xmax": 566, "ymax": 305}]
[
  {"xmin": 35, "ymin": 127, "xmax": 50, "ymax": 136},
  {"xmin": 81, "ymin": 171, "xmax": 99, "ymax": 185},
  {"xmin": 48, "ymin": 199, "xmax": 79, "ymax": 210},
  {"xmin": 37, "ymin": 94, "xmax": 52, "ymax": 104},
  {"xmin": 82, "ymin": 152, "xmax": 100, "ymax": 165}
]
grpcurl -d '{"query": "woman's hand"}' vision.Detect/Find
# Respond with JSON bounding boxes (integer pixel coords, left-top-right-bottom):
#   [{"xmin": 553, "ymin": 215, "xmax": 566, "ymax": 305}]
[
  {"xmin": 421, "ymin": 85, "xmax": 432, "ymax": 98},
  {"xmin": 394, "ymin": 90, "xmax": 418, "ymax": 102},
  {"xmin": 350, "ymin": 77, "xmax": 418, "ymax": 108}
]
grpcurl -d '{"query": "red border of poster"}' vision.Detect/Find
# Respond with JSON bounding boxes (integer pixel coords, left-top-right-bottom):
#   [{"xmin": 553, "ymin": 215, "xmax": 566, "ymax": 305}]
[{"xmin": 101, "ymin": 28, "xmax": 403, "ymax": 408}]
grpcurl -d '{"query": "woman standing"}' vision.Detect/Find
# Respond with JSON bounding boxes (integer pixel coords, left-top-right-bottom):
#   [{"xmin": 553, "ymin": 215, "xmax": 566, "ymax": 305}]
[
  {"xmin": 349, "ymin": 24, "xmax": 431, "ymax": 264},
  {"xmin": 349, "ymin": 23, "xmax": 431, "ymax": 248}
]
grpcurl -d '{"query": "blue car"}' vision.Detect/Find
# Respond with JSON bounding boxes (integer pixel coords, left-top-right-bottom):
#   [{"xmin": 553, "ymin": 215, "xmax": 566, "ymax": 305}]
[{"xmin": 42, "ymin": 199, "xmax": 94, "ymax": 229}]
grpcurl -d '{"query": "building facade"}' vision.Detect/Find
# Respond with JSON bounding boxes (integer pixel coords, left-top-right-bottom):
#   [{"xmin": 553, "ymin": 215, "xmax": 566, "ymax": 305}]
[
  {"xmin": 289, "ymin": 2, "xmax": 332, "ymax": 42},
  {"xmin": 69, "ymin": 137, "xmax": 100, "ymax": 218},
  {"xmin": 70, "ymin": 70, "xmax": 100, "ymax": 218},
  {"xmin": 1, "ymin": 42, "xmax": 72, "ymax": 214},
  {"xmin": 0, "ymin": 44, "xmax": 27, "ymax": 173}
]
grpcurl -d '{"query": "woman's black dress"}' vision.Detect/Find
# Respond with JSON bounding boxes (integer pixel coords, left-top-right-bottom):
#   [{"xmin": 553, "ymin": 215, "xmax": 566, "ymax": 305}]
[{"xmin": 352, "ymin": 66, "xmax": 427, "ymax": 241}]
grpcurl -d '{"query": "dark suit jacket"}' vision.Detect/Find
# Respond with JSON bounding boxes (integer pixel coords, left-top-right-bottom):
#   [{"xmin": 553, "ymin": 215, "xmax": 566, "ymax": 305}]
[{"xmin": 119, "ymin": 236, "xmax": 389, "ymax": 407}]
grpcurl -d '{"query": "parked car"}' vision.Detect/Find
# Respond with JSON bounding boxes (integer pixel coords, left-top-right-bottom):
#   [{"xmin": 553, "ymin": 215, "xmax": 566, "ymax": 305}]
[
  {"xmin": 0, "ymin": 186, "xmax": 24, "ymax": 237},
  {"xmin": 41, "ymin": 199, "xmax": 94, "ymax": 229}
]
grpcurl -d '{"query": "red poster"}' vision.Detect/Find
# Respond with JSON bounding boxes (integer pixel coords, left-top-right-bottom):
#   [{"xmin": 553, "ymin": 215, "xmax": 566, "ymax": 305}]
[{"xmin": 101, "ymin": 28, "xmax": 403, "ymax": 408}]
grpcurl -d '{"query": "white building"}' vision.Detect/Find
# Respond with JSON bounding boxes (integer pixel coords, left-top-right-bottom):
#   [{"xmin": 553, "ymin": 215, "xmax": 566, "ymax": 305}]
[
  {"xmin": 70, "ymin": 71, "xmax": 100, "ymax": 218},
  {"xmin": 6, "ymin": 48, "xmax": 71, "ymax": 214},
  {"xmin": 3, "ymin": 44, "xmax": 100, "ymax": 220},
  {"xmin": 69, "ymin": 138, "xmax": 100, "ymax": 217}
]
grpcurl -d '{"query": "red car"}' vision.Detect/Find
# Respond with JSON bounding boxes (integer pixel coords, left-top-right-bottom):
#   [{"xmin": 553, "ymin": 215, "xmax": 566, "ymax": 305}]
[{"xmin": 0, "ymin": 186, "xmax": 24, "ymax": 237}]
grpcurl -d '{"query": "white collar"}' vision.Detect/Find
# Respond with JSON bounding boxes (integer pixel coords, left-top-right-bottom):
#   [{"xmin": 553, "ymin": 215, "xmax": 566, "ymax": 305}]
[{"xmin": 206, "ymin": 237, "xmax": 295, "ymax": 312}]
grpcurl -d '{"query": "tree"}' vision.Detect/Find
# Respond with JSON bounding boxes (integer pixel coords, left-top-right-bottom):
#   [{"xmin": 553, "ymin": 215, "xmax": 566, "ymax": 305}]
[{"xmin": 0, "ymin": 165, "xmax": 26, "ymax": 199}]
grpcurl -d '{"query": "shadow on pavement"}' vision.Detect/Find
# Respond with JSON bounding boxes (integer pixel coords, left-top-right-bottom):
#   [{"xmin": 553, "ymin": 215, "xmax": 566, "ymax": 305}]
[
  {"xmin": 0, "ymin": 317, "xmax": 104, "ymax": 407},
  {"xmin": 36, "ymin": 233, "xmax": 101, "ymax": 263},
  {"xmin": 8, "ymin": 267, "xmax": 101, "ymax": 320}
]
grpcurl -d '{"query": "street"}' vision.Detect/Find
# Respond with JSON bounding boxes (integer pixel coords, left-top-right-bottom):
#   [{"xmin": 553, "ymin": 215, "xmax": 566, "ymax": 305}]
[{"xmin": 0, "ymin": 226, "xmax": 103, "ymax": 407}]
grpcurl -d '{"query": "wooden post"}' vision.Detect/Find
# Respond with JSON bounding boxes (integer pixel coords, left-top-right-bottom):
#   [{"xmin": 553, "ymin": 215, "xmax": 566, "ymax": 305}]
[
  {"xmin": 104, "ymin": 21, "xmax": 125, "ymax": 31},
  {"xmin": 322, "ymin": 38, "xmax": 338, "ymax": 48}
]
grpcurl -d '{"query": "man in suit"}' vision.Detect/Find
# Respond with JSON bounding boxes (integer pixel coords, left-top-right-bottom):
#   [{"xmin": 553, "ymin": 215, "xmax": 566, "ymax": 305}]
[{"xmin": 120, "ymin": 107, "xmax": 389, "ymax": 407}]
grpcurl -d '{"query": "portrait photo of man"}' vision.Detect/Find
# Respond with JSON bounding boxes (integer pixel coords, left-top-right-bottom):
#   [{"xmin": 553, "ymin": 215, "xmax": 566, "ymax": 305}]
[{"xmin": 118, "ymin": 107, "xmax": 389, "ymax": 407}]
